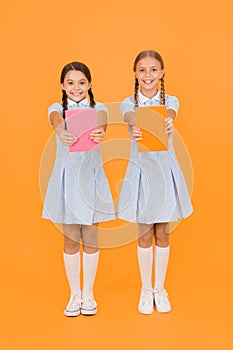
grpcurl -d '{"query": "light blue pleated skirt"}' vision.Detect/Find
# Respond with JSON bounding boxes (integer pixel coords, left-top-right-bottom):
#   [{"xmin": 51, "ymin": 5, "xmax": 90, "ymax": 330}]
[
  {"xmin": 117, "ymin": 138, "xmax": 193, "ymax": 224},
  {"xmin": 42, "ymin": 136, "xmax": 115, "ymax": 224}
]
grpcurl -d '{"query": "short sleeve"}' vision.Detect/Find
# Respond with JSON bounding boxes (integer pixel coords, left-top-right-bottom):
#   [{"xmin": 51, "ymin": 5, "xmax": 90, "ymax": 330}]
[
  {"xmin": 120, "ymin": 97, "xmax": 135, "ymax": 118},
  {"xmin": 48, "ymin": 102, "xmax": 63, "ymax": 125},
  {"xmin": 165, "ymin": 95, "xmax": 179, "ymax": 114},
  {"xmin": 95, "ymin": 102, "xmax": 108, "ymax": 114}
]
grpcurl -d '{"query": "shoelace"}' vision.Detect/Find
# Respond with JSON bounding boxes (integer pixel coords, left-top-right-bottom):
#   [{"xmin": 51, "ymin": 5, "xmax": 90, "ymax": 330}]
[
  {"xmin": 82, "ymin": 293, "xmax": 95, "ymax": 306},
  {"xmin": 154, "ymin": 289, "xmax": 168, "ymax": 304},
  {"xmin": 141, "ymin": 289, "xmax": 153, "ymax": 305},
  {"xmin": 68, "ymin": 296, "xmax": 81, "ymax": 310}
]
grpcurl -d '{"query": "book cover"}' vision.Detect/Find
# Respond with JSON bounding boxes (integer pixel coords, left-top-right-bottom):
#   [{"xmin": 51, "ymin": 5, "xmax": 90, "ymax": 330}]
[
  {"xmin": 136, "ymin": 105, "xmax": 168, "ymax": 152},
  {"xmin": 65, "ymin": 108, "xmax": 99, "ymax": 152}
]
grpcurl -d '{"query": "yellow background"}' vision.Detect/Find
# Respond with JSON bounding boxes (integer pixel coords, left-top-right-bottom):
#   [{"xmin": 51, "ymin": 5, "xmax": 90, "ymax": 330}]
[{"xmin": 1, "ymin": 0, "xmax": 233, "ymax": 349}]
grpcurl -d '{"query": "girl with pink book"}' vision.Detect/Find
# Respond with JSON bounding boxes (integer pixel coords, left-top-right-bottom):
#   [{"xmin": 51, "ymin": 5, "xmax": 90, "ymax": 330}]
[{"xmin": 42, "ymin": 62, "xmax": 115, "ymax": 316}]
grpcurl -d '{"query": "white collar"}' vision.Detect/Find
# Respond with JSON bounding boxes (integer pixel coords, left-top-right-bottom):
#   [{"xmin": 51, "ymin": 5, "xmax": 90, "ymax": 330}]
[
  {"xmin": 138, "ymin": 90, "xmax": 161, "ymax": 104},
  {"xmin": 67, "ymin": 97, "xmax": 89, "ymax": 107}
]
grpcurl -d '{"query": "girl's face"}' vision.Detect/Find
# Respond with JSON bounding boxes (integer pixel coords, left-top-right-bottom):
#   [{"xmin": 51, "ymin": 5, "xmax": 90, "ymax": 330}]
[
  {"xmin": 135, "ymin": 56, "xmax": 164, "ymax": 96},
  {"xmin": 62, "ymin": 70, "xmax": 91, "ymax": 102}
]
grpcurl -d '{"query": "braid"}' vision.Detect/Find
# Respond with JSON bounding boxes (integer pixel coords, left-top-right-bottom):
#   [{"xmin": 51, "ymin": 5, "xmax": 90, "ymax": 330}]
[
  {"xmin": 88, "ymin": 88, "xmax": 96, "ymax": 108},
  {"xmin": 160, "ymin": 77, "xmax": 165, "ymax": 105},
  {"xmin": 134, "ymin": 77, "xmax": 139, "ymax": 107},
  {"xmin": 62, "ymin": 89, "xmax": 68, "ymax": 119}
]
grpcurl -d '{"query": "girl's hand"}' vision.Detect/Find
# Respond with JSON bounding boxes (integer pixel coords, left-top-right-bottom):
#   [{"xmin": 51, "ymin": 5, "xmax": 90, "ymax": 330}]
[
  {"xmin": 165, "ymin": 117, "xmax": 174, "ymax": 136},
  {"xmin": 90, "ymin": 128, "xmax": 105, "ymax": 143},
  {"xmin": 132, "ymin": 125, "xmax": 142, "ymax": 141},
  {"xmin": 57, "ymin": 129, "xmax": 78, "ymax": 146},
  {"xmin": 51, "ymin": 112, "xmax": 77, "ymax": 146}
]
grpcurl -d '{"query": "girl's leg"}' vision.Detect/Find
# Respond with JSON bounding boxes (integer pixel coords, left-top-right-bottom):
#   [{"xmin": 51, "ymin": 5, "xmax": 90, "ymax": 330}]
[
  {"xmin": 153, "ymin": 222, "xmax": 171, "ymax": 313},
  {"xmin": 62, "ymin": 224, "xmax": 82, "ymax": 317},
  {"xmin": 138, "ymin": 224, "xmax": 154, "ymax": 289},
  {"xmin": 154, "ymin": 222, "xmax": 170, "ymax": 289},
  {"xmin": 81, "ymin": 224, "xmax": 99, "ymax": 315},
  {"xmin": 137, "ymin": 224, "xmax": 154, "ymax": 314}
]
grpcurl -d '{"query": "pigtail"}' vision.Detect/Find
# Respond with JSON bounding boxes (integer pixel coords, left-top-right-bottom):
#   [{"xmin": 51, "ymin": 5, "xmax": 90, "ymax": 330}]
[
  {"xmin": 160, "ymin": 77, "xmax": 165, "ymax": 105},
  {"xmin": 62, "ymin": 89, "xmax": 68, "ymax": 119},
  {"xmin": 88, "ymin": 88, "xmax": 96, "ymax": 108},
  {"xmin": 134, "ymin": 77, "xmax": 139, "ymax": 107}
]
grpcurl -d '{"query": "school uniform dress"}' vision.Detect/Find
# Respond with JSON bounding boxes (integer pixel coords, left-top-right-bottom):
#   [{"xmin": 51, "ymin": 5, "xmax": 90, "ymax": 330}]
[
  {"xmin": 42, "ymin": 98, "xmax": 115, "ymax": 225},
  {"xmin": 117, "ymin": 91, "xmax": 193, "ymax": 224}
]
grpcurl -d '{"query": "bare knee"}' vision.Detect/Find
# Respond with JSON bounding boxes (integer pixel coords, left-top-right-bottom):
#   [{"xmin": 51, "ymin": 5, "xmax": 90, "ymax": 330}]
[
  {"xmin": 155, "ymin": 223, "xmax": 169, "ymax": 247},
  {"xmin": 138, "ymin": 225, "xmax": 154, "ymax": 248},
  {"xmin": 64, "ymin": 236, "xmax": 80, "ymax": 254},
  {"xmin": 62, "ymin": 224, "xmax": 81, "ymax": 247},
  {"xmin": 83, "ymin": 246, "xmax": 99, "ymax": 254},
  {"xmin": 82, "ymin": 225, "xmax": 98, "ymax": 253}
]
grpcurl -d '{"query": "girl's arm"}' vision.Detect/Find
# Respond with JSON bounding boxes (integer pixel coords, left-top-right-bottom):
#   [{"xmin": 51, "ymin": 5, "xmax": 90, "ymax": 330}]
[
  {"xmin": 124, "ymin": 111, "xmax": 142, "ymax": 142},
  {"xmin": 165, "ymin": 108, "xmax": 177, "ymax": 135},
  {"xmin": 124, "ymin": 111, "xmax": 136, "ymax": 127},
  {"xmin": 90, "ymin": 110, "xmax": 107, "ymax": 143},
  {"xmin": 49, "ymin": 111, "xmax": 77, "ymax": 146}
]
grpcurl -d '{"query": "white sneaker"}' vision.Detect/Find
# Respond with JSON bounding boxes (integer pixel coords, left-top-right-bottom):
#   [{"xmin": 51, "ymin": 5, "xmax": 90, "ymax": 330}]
[
  {"xmin": 138, "ymin": 289, "xmax": 154, "ymax": 315},
  {"xmin": 64, "ymin": 295, "xmax": 82, "ymax": 317},
  {"xmin": 153, "ymin": 288, "xmax": 171, "ymax": 313},
  {"xmin": 81, "ymin": 292, "xmax": 97, "ymax": 315}
]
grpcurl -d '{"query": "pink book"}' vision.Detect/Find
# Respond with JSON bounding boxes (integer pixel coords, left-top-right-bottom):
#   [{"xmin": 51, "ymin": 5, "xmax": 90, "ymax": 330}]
[{"xmin": 65, "ymin": 108, "xmax": 99, "ymax": 152}]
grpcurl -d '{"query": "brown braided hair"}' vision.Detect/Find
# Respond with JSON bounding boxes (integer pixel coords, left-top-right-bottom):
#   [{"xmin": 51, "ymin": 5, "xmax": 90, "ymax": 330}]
[
  {"xmin": 61, "ymin": 90, "xmax": 68, "ymax": 119},
  {"xmin": 160, "ymin": 76, "xmax": 165, "ymax": 105},
  {"xmin": 134, "ymin": 77, "xmax": 139, "ymax": 107},
  {"xmin": 133, "ymin": 50, "xmax": 165, "ymax": 106},
  {"xmin": 88, "ymin": 88, "xmax": 95, "ymax": 108},
  {"xmin": 60, "ymin": 62, "xmax": 96, "ymax": 119}
]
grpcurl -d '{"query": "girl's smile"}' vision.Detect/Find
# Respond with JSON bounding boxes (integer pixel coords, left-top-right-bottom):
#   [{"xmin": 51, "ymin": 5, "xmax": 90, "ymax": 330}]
[
  {"xmin": 142, "ymin": 79, "xmax": 155, "ymax": 85},
  {"xmin": 62, "ymin": 70, "xmax": 91, "ymax": 103}
]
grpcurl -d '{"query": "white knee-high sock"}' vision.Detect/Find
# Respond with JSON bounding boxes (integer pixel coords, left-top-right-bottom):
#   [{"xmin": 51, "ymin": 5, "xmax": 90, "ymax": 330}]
[
  {"xmin": 82, "ymin": 250, "xmax": 100, "ymax": 294},
  {"xmin": 154, "ymin": 245, "xmax": 170, "ymax": 290},
  {"xmin": 137, "ymin": 245, "xmax": 153, "ymax": 290},
  {"xmin": 63, "ymin": 251, "xmax": 81, "ymax": 297}
]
